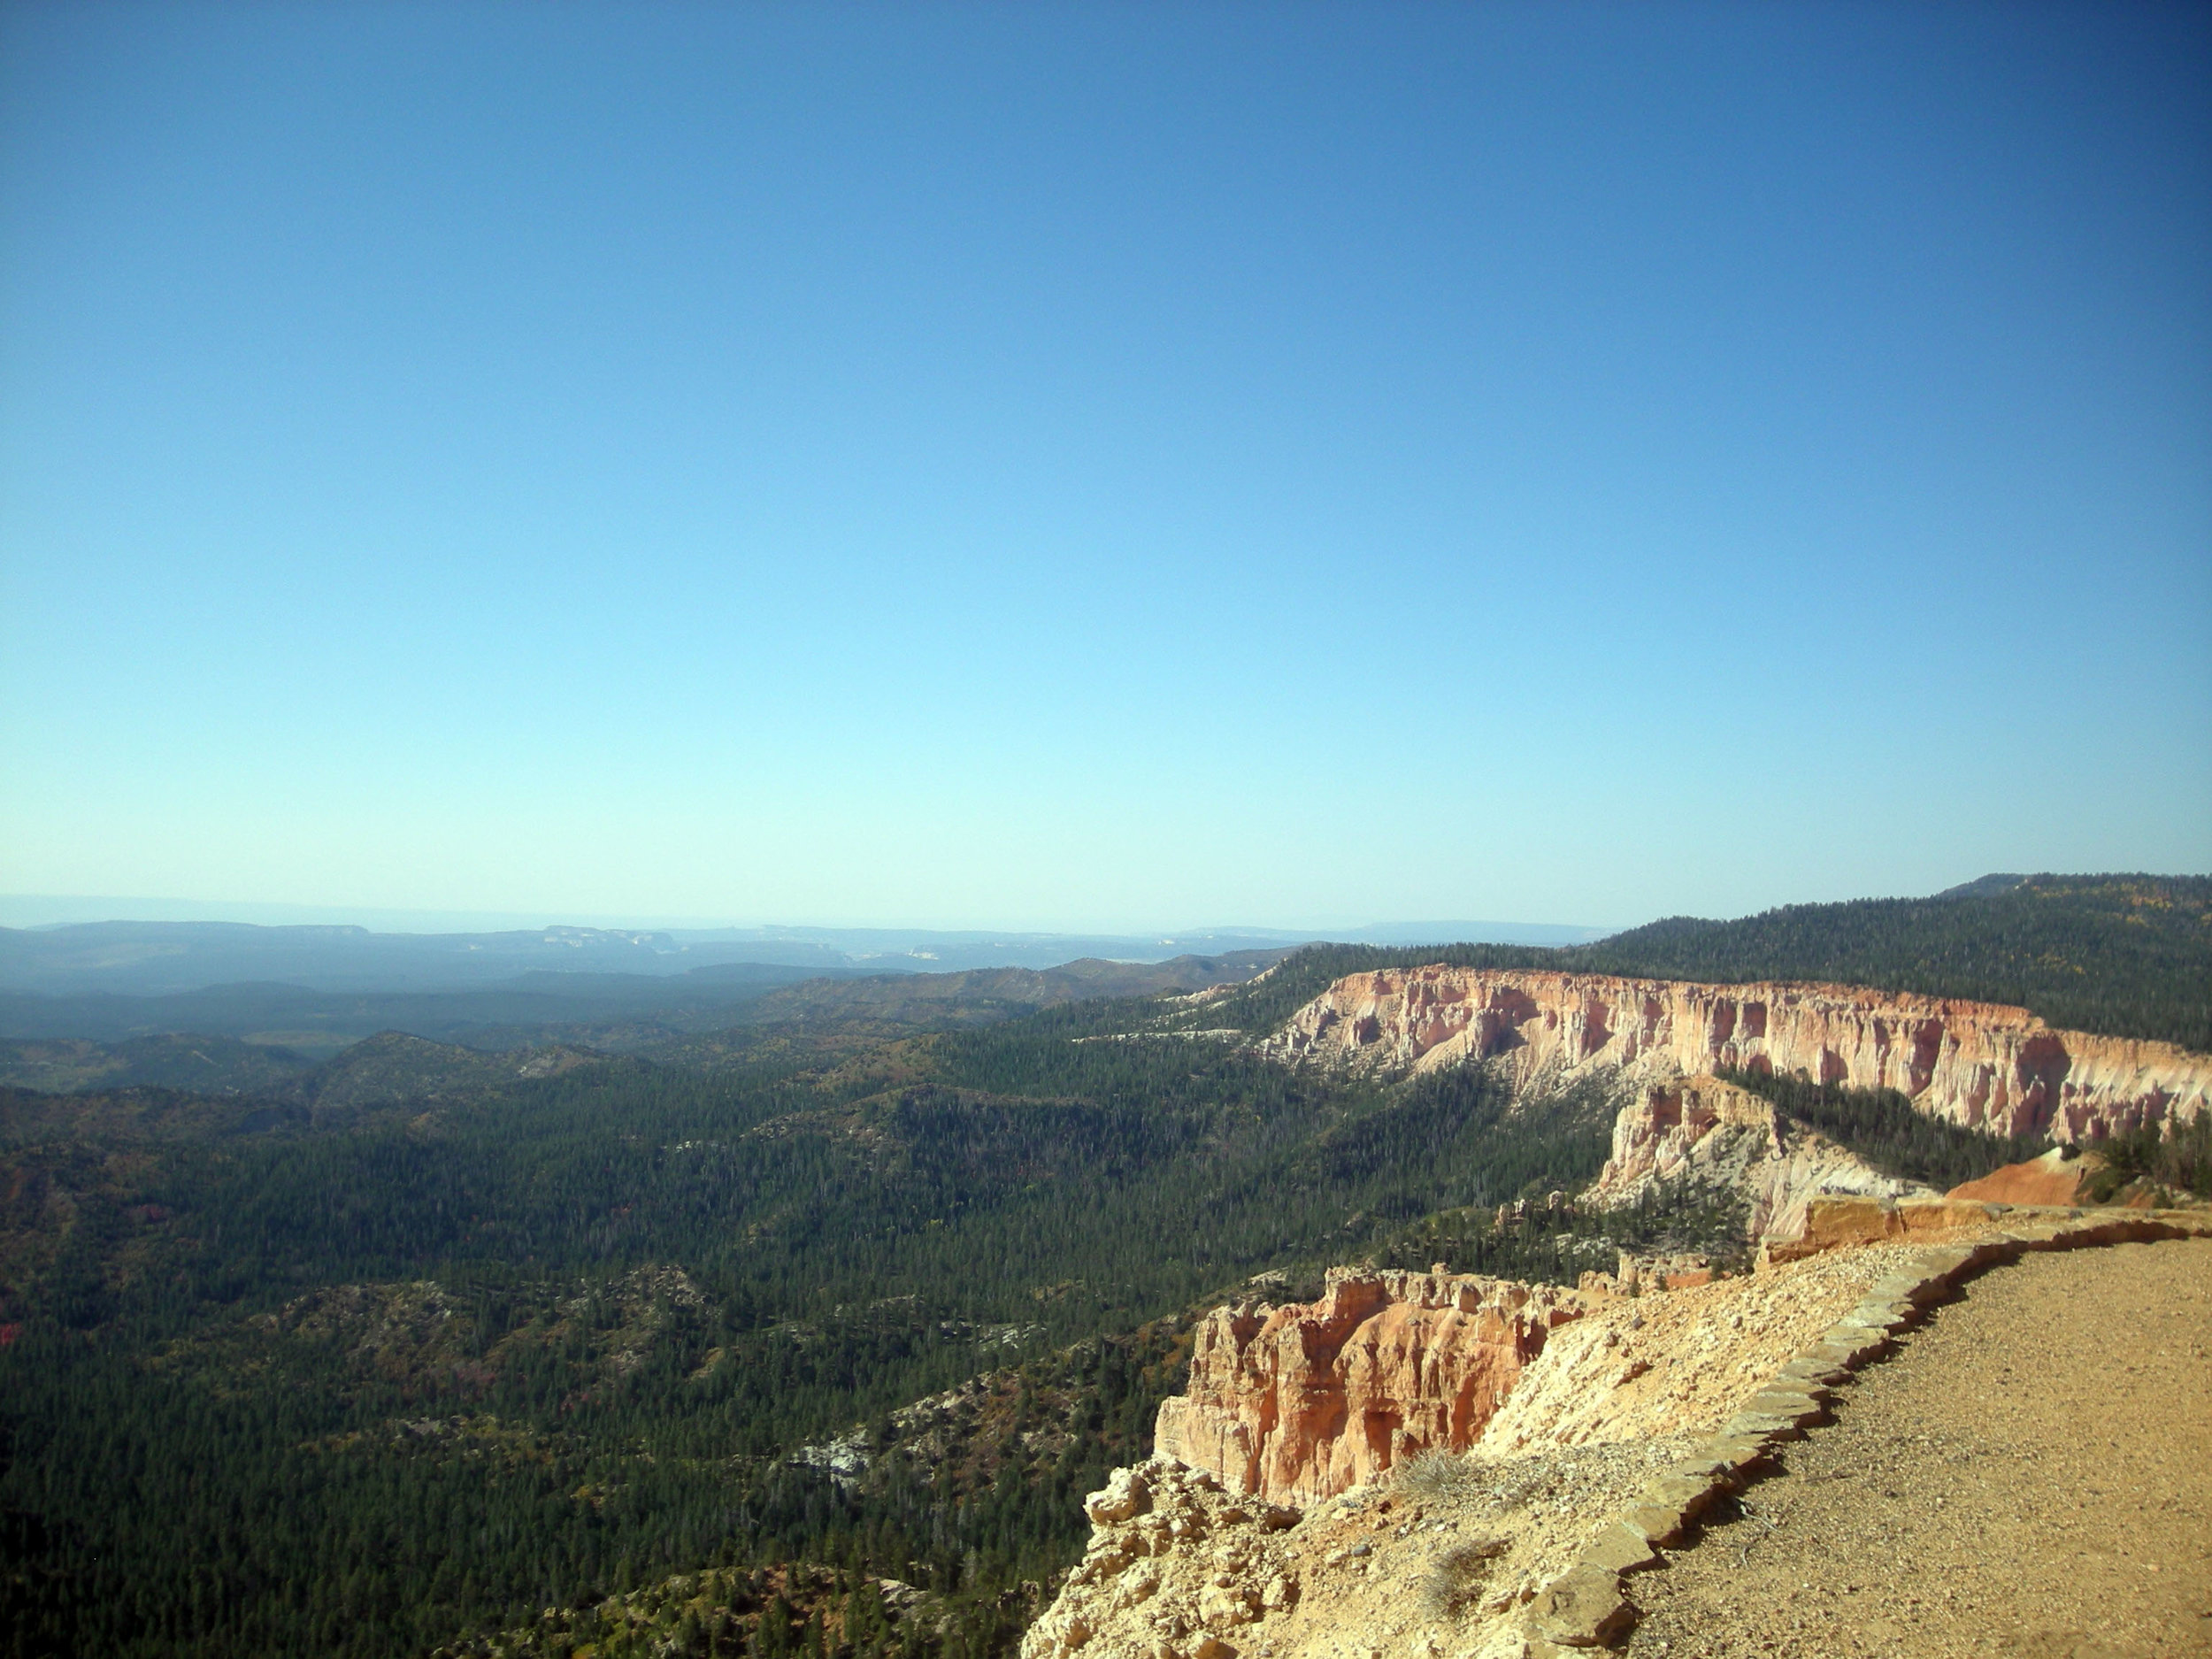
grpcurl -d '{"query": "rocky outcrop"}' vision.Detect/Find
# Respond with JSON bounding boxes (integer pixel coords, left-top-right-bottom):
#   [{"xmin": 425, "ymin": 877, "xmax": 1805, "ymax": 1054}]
[
  {"xmin": 1943, "ymin": 1146, "xmax": 2099, "ymax": 1208},
  {"xmin": 1152, "ymin": 1268, "xmax": 1586, "ymax": 1507},
  {"xmin": 1018, "ymin": 1440, "xmax": 1686, "ymax": 1659},
  {"xmin": 1033, "ymin": 1237, "xmax": 2064, "ymax": 1658},
  {"xmin": 1019, "ymin": 1458, "xmax": 1302, "ymax": 1659},
  {"xmin": 1261, "ymin": 966, "xmax": 2212, "ymax": 1142},
  {"xmin": 1587, "ymin": 1074, "xmax": 1936, "ymax": 1244}
]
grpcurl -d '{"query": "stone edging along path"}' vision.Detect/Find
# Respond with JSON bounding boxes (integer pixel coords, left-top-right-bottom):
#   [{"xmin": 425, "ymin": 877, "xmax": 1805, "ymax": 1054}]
[{"xmin": 1511, "ymin": 1204, "xmax": 2212, "ymax": 1656}]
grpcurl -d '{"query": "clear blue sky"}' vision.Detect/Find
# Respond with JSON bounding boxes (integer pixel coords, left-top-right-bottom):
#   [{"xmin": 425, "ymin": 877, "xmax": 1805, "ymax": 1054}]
[{"xmin": 3, "ymin": 2, "xmax": 2207, "ymax": 932}]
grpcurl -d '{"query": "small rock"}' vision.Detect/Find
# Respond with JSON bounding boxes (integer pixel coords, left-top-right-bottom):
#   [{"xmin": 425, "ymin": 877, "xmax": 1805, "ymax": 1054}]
[
  {"xmin": 1087, "ymin": 1469, "xmax": 1153, "ymax": 1525},
  {"xmin": 1528, "ymin": 1563, "xmax": 1636, "ymax": 1647}
]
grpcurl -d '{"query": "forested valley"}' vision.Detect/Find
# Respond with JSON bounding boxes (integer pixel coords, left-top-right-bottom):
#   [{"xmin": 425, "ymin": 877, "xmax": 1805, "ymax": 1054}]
[
  {"xmin": 0, "ymin": 998, "xmax": 1630, "ymax": 1659},
  {"xmin": 2, "ymin": 875, "xmax": 2204, "ymax": 1659}
]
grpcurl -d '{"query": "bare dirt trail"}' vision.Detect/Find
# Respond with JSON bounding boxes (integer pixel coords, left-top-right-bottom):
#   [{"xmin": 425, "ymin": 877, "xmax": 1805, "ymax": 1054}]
[{"xmin": 1624, "ymin": 1236, "xmax": 2212, "ymax": 1659}]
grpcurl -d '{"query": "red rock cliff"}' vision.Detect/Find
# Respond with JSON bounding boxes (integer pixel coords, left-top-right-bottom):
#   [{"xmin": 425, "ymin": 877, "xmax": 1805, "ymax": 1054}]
[
  {"xmin": 1260, "ymin": 966, "xmax": 2210, "ymax": 1142},
  {"xmin": 1153, "ymin": 1268, "xmax": 1586, "ymax": 1506}
]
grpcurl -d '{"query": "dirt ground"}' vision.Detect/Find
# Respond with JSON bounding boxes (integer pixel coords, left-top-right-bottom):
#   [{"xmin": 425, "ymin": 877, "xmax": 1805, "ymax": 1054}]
[{"xmin": 1624, "ymin": 1236, "xmax": 2212, "ymax": 1659}]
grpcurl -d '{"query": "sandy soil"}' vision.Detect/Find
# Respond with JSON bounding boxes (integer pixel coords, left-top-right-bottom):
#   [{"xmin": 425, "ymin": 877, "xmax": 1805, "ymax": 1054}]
[
  {"xmin": 1476, "ymin": 1244, "xmax": 1934, "ymax": 1452},
  {"xmin": 1624, "ymin": 1236, "xmax": 2212, "ymax": 1659}
]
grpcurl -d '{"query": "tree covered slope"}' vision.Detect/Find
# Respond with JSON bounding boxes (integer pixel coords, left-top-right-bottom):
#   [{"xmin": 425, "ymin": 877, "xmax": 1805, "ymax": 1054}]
[{"xmin": 1212, "ymin": 874, "xmax": 2211, "ymax": 1052}]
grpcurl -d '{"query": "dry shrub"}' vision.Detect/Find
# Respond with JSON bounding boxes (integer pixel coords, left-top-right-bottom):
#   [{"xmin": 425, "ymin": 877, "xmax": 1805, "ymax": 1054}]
[
  {"xmin": 1417, "ymin": 1538, "xmax": 1508, "ymax": 1618},
  {"xmin": 1395, "ymin": 1448, "xmax": 1479, "ymax": 1502}
]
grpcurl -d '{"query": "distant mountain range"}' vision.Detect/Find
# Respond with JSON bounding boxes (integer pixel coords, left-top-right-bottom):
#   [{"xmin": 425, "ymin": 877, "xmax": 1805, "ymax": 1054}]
[
  {"xmin": 0, "ymin": 916, "xmax": 1612, "ymax": 999},
  {"xmin": 0, "ymin": 964, "xmax": 826, "ymax": 1055},
  {"xmin": 4, "ymin": 879, "xmax": 2205, "ymax": 1054},
  {"xmin": 0, "ymin": 949, "xmax": 1297, "ymax": 1082}
]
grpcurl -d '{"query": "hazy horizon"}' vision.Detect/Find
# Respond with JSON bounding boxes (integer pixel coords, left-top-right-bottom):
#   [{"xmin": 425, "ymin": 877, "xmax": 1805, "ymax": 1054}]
[
  {"xmin": 4, "ymin": 4, "xmax": 2207, "ymax": 931},
  {"xmin": 0, "ymin": 890, "xmax": 1624, "ymax": 941}
]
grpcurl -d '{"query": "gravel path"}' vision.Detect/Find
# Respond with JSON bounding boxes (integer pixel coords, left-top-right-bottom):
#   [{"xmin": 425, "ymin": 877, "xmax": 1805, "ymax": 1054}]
[{"xmin": 1624, "ymin": 1236, "xmax": 2212, "ymax": 1659}]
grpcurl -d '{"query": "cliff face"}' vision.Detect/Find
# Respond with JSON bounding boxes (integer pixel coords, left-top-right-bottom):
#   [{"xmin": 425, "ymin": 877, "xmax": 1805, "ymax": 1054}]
[
  {"xmin": 1152, "ymin": 1268, "xmax": 1586, "ymax": 1507},
  {"xmin": 1261, "ymin": 966, "xmax": 2212, "ymax": 1142},
  {"xmin": 1587, "ymin": 1074, "xmax": 1934, "ymax": 1243}
]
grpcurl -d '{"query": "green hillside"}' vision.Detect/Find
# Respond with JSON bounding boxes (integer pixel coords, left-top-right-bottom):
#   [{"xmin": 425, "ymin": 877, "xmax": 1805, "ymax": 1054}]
[
  {"xmin": 1211, "ymin": 873, "xmax": 2212, "ymax": 1052},
  {"xmin": 1573, "ymin": 873, "xmax": 2212, "ymax": 1049},
  {"xmin": 0, "ymin": 1033, "xmax": 316, "ymax": 1096}
]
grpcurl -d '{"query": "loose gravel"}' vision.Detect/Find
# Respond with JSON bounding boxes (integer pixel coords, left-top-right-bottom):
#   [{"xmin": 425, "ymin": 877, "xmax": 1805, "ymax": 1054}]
[{"xmin": 1624, "ymin": 1236, "xmax": 2212, "ymax": 1659}]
